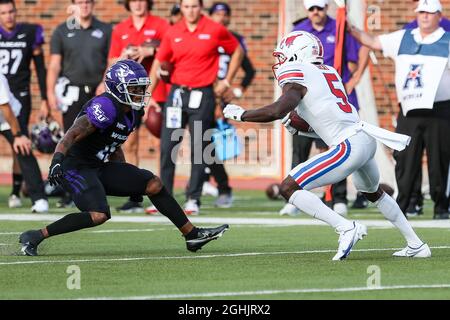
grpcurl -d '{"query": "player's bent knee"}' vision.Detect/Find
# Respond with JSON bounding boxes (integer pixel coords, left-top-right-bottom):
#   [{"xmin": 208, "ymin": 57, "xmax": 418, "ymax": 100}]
[
  {"xmin": 146, "ymin": 176, "xmax": 163, "ymax": 196},
  {"xmin": 90, "ymin": 211, "xmax": 110, "ymax": 225},
  {"xmin": 280, "ymin": 176, "xmax": 301, "ymax": 201}
]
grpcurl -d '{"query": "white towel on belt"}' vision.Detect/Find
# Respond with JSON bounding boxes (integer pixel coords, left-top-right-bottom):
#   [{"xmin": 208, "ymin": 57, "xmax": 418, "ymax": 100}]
[{"xmin": 357, "ymin": 121, "xmax": 411, "ymax": 151}]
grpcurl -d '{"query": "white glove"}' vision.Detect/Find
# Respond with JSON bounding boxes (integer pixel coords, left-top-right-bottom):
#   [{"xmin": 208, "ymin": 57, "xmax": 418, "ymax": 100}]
[
  {"xmin": 223, "ymin": 104, "xmax": 245, "ymax": 122},
  {"xmin": 281, "ymin": 112, "xmax": 298, "ymax": 135}
]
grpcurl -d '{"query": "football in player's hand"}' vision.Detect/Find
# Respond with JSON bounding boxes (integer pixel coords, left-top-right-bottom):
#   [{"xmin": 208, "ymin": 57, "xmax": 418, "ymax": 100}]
[
  {"xmin": 266, "ymin": 183, "xmax": 282, "ymax": 200},
  {"xmin": 158, "ymin": 61, "xmax": 173, "ymax": 83},
  {"xmin": 145, "ymin": 106, "xmax": 162, "ymax": 138},
  {"xmin": 289, "ymin": 111, "xmax": 311, "ymax": 132}
]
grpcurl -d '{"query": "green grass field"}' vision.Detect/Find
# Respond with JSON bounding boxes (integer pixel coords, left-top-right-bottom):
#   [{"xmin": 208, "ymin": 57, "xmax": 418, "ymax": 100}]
[{"xmin": 0, "ymin": 186, "xmax": 449, "ymax": 300}]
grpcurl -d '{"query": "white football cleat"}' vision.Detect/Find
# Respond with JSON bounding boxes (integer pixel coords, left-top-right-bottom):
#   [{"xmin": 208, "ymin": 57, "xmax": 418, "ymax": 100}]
[
  {"xmin": 279, "ymin": 203, "xmax": 301, "ymax": 216},
  {"xmin": 8, "ymin": 194, "xmax": 22, "ymax": 208},
  {"xmin": 184, "ymin": 199, "xmax": 200, "ymax": 216},
  {"xmin": 31, "ymin": 199, "xmax": 49, "ymax": 213},
  {"xmin": 393, "ymin": 243, "xmax": 431, "ymax": 258},
  {"xmin": 333, "ymin": 203, "xmax": 348, "ymax": 216},
  {"xmin": 202, "ymin": 182, "xmax": 219, "ymax": 197},
  {"xmin": 332, "ymin": 221, "xmax": 367, "ymax": 261}
]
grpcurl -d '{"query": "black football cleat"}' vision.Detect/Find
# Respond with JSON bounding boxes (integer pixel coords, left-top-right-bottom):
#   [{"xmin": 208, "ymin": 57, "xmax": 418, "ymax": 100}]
[
  {"xmin": 185, "ymin": 224, "xmax": 229, "ymax": 252},
  {"xmin": 19, "ymin": 230, "xmax": 44, "ymax": 256}
]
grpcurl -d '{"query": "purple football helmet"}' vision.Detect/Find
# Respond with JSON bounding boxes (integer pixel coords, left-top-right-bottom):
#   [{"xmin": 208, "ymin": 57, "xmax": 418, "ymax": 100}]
[
  {"xmin": 31, "ymin": 120, "xmax": 64, "ymax": 154},
  {"xmin": 104, "ymin": 59, "xmax": 151, "ymax": 110}
]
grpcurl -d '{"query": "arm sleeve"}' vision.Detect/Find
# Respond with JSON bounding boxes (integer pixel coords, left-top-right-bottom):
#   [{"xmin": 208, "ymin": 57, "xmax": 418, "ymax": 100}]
[
  {"xmin": 240, "ymin": 54, "xmax": 256, "ymax": 89},
  {"xmin": 33, "ymin": 53, "xmax": 47, "ymax": 100},
  {"xmin": 33, "ymin": 24, "xmax": 45, "ymax": 49},
  {"xmin": 108, "ymin": 26, "xmax": 123, "ymax": 59},
  {"xmin": 378, "ymin": 30, "xmax": 405, "ymax": 59},
  {"xmin": 276, "ymin": 62, "xmax": 306, "ymax": 89},
  {"xmin": 218, "ymin": 25, "xmax": 239, "ymax": 55}
]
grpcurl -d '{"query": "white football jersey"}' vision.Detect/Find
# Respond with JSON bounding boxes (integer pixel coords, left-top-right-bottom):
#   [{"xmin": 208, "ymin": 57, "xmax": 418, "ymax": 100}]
[{"xmin": 276, "ymin": 61, "xmax": 359, "ymax": 146}]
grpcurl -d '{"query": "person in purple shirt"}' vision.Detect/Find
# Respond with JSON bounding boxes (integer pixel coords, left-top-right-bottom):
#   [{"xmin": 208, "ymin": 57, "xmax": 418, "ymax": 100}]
[
  {"xmin": 280, "ymin": 0, "xmax": 370, "ymax": 216},
  {"xmin": 18, "ymin": 60, "xmax": 229, "ymax": 256}
]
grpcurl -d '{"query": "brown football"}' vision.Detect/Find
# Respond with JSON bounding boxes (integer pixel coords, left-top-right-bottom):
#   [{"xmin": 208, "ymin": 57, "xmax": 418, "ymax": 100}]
[
  {"xmin": 289, "ymin": 111, "xmax": 311, "ymax": 132},
  {"xmin": 158, "ymin": 61, "xmax": 173, "ymax": 83},
  {"xmin": 380, "ymin": 183, "xmax": 395, "ymax": 197},
  {"xmin": 266, "ymin": 183, "xmax": 282, "ymax": 200},
  {"xmin": 145, "ymin": 106, "xmax": 162, "ymax": 138}
]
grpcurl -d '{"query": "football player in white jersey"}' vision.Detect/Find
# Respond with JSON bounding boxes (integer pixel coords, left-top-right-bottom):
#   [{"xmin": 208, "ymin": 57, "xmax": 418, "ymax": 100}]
[{"xmin": 224, "ymin": 31, "xmax": 431, "ymax": 260}]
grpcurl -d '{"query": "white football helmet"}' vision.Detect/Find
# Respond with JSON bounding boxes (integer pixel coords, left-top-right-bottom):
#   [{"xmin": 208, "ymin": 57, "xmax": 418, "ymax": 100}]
[{"xmin": 272, "ymin": 31, "xmax": 324, "ymax": 77}]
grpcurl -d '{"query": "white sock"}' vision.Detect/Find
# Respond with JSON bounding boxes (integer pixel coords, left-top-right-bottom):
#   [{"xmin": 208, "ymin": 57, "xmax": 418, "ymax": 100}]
[
  {"xmin": 376, "ymin": 193, "xmax": 423, "ymax": 247},
  {"xmin": 289, "ymin": 190, "xmax": 353, "ymax": 230}
]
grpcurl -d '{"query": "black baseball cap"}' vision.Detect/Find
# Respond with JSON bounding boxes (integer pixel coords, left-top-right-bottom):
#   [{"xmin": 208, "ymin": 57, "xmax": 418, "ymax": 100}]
[{"xmin": 209, "ymin": 2, "xmax": 231, "ymax": 16}]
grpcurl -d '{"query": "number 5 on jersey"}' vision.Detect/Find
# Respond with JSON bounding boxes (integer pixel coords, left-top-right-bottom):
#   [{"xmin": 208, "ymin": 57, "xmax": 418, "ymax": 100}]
[{"xmin": 323, "ymin": 73, "xmax": 352, "ymax": 113}]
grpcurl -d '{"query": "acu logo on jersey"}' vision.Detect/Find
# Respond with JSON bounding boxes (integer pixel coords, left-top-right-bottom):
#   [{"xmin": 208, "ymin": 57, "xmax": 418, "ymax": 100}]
[
  {"xmin": 403, "ymin": 64, "xmax": 423, "ymax": 89},
  {"xmin": 92, "ymin": 103, "xmax": 109, "ymax": 122}
]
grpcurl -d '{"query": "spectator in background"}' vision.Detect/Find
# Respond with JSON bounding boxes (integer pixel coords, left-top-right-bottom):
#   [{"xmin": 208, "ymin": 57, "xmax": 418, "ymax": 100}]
[
  {"xmin": 0, "ymin": 0, "xmax": 50, "ymax": 209},
  {"xmin": 170, "ymin": 3, "xmax": 182, "ymax": 25},
  {"xmin": 279, "ymin": 0, "xmax": 369, "ymax": 216},
  {"xmin": 108, "ymin": 0, "xmax": 169, "ymax": 213},
  {"xmin": 47, "ymin": 0, "xmax": 111, "ymax": 208},
  {"xmin": 147, "ymin": 0, "xmax": 244, "ymax": 215},
  {"xmin": 350, "ymin": 0, "xmax": 450, "ymax": 219},
  {"xmin": 0, "ymin": 73, "xmax": 48, "ymax": 212},
  {"xmin": 207, "ymin": 1, "xmax": 256, "ymax": 208},
  {"xmin": 402, "ymin": 0, "xmax": 450, "ymax": 217}
]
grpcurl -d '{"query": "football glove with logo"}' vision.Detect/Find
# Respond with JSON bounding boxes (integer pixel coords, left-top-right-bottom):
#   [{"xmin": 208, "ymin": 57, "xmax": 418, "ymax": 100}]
[{"xmin": 48, "ymin": 152, "xmax": 65, "ymax": 186}]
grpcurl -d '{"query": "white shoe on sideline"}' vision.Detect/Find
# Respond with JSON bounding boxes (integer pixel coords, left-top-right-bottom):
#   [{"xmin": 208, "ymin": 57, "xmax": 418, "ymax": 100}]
[
  {"xmin": 332, "ymin": 221, "xmax": 367, "ymax": 261},
  {"xmin": 202, "ymin": 182, "xmax": 219, "ymax": 197},
  {"xmin": 8, "ymin": 194, "xmax": 22, "ymax": 208},
  {"xmin": 393, "ymin": 243, "xmax": 431, "ymax": 258},
  {"xmin": 31, "ymin": 199, "xmax": 49, "ymax": 213},
  {"xmin": 333, "ymin": 203, "xmax": 348, "ymax": 216},
  {"xmin": 184, "ymin": 199, "xmax": 200, "ymax": 216},
  {"xmin": 279, "ymin": 203, "xmax": 301, "ymax": 216}
]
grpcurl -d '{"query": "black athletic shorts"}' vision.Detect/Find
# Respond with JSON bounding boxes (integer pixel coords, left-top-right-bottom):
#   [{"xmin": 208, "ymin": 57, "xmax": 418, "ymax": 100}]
[{"xmin": 60, "ymin": 159, "xmax": 155, "ymax": 214}]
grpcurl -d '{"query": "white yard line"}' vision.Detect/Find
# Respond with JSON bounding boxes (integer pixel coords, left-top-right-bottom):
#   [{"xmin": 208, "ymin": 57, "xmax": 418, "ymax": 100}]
[
  {"xmin": 1, "ymin": 246, "xmax": 449, "ymax": 266},
  {"xmin": 1, "ymin": 213, "xmax": 450, "ymax": 228},
  {"xmin": 84, "ymin": 284, "xmax": 450, "ymax": 300}
]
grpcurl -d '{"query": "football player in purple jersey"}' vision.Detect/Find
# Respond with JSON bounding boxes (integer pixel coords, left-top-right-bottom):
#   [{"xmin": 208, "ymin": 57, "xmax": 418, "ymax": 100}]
[{"xmin": 19, "ymin": 60, "xmax": 228, "ymax": 256}]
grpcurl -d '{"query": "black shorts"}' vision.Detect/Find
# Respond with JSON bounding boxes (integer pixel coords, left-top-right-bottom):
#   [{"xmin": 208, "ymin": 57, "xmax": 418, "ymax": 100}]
[{"xmin": 60, "ymin": 160, "xmax": 155, "ymax": 214}]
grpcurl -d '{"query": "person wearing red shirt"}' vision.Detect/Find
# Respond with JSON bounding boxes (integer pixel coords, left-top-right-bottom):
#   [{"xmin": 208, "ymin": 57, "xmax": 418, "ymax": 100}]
[
  {"xmin": 108, "ymin": 0, "xmax": 170, "ymax": 213},
  {"xmin": 146, "ymin": 0, "xmax": 243, "ymax": 215}
]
